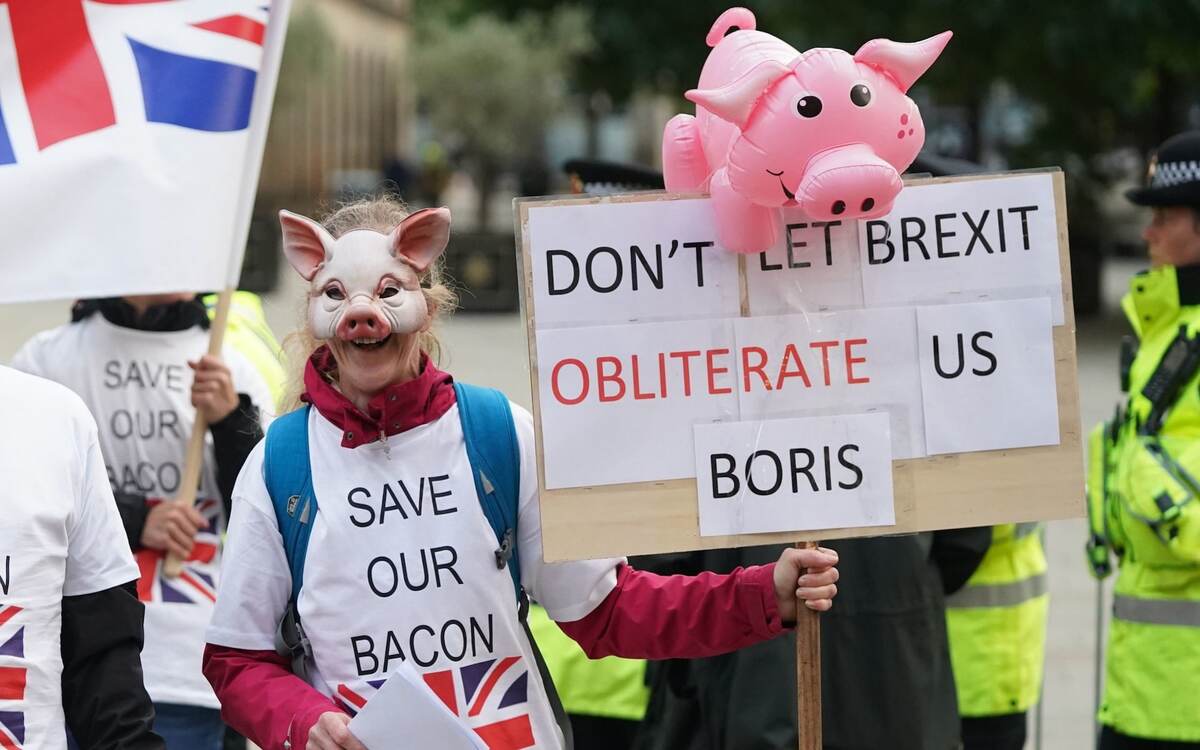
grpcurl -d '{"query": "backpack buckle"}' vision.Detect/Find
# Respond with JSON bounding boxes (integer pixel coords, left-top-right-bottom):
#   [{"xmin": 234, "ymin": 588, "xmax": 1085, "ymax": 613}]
[
  {"xmin": 275, "ymin": 601, "xmax": 313, "ymax": 681},
  {"xmin": 495, "ymin": 527, "xmax": 515, "ymax": 570}
]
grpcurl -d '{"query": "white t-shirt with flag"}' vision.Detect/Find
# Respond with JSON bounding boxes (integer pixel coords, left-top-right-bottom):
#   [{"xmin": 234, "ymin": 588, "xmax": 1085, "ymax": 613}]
[
  {"xmin": 0, "ymin": 365, "xmax": 141, "ymax": 750},
  {"xmin": 12, "ymin": 316, "xmax": 275, "ymax": 708},
  {"xmin": 208, "ymin": 403, "xmax": 621, "ymax": 750}
]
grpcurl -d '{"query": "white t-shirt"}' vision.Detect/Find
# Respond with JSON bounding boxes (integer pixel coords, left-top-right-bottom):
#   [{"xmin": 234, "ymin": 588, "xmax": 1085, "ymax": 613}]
[
  {"xmin": 12, "ymin": 316, "xmax": 275, "ymax": 708},
  {"xmin": 208, "ymin": 403, "xmax": 621, "ymax": 749},
  {"xmin": 0, "ymin": 366, "xmax": 141, "ymax": 750}
]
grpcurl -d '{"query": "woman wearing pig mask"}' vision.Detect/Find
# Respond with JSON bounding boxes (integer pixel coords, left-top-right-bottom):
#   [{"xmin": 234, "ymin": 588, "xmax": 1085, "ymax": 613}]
[{"xmin": 201, "ymin": 197, "xmax": 840, "ymax": 750}]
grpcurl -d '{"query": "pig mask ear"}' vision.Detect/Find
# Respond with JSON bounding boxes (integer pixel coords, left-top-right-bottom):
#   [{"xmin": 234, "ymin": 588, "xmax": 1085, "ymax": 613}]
[
  {"xmin": 853, "ymin": 31, "xmax": 952, "ymax": 93},
  {"xmin": 389, "ymin": 207, "xmax": 451, "ymax": 273},
  {"xmin": 279, "ymin": 210, "xmax": 335, "ymax": 281},
  {"xmin": 686, "ymin": 59, "xmax": 791, "ymax": 128}
]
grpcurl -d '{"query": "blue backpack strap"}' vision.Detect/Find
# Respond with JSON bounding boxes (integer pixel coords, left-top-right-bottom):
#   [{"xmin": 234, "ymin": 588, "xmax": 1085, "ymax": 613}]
[
  {"xmin": 263, "ymin": 405, "xmax": 316, "ymax": 603},
  {"xmin": 454, "ymin": 382, "xmax": 522, "ymax": 601}
]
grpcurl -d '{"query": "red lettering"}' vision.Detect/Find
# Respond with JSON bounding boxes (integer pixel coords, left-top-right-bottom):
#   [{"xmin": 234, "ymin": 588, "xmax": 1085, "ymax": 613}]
[
  {"xmin": 657, "ymin": 352, "xmax": 668, "ymax": 398},
  {"xmin": 741, "ymin": 346, "xmax": 772, "ymax": 392},
  {"xmin": 776, "ymin": 344, "xmax": 812, "ymax": 389},
  {"xmin": 845, "ymin": 338, "xmax": 870, "ymax": 384},
  {"xmin": 809, "ymin": 340, "xmax": 839, "ymax": 386},
  {"xmin": 706, "ymin": 348, "xmax": 732, "ymax": 395},
  {"xmin": 630, "ymin": 354, "xmax": 655, "ymax": 400},
  {"xmin": 669, "ymin": 350, "xmax": 701, "ymax": 397},
  {"xmin": 551, "ymin": 358, "xmax": 589, "ymax": 405},
  {"xmin": 597, "ymin": 356, "xmax": 626, "ymax": 402}
]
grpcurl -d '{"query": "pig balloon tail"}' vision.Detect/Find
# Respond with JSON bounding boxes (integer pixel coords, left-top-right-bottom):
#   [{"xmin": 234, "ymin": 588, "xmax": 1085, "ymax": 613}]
[{"xmin": 706, "ymin": 7, "xmax": 756, "ymax": 47}]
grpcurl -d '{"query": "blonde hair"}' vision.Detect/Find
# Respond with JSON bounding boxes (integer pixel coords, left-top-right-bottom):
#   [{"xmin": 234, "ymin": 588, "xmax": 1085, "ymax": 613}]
[{"xmin": 280, "ymin": 196, "xmax": 458, "ymax": 411}]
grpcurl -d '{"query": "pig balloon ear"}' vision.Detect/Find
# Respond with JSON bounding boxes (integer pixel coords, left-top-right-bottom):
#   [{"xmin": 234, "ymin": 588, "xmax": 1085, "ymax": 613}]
[
  {"xmin": 279, "ymin": 210, "xmax": 334, "ymax": 281},
  {"xmin": 390, "ymin": 207, "xmax": 451, "ymax": 273},
  {"xmin": 685, "ymin": 59, "xmax": 791, "ymax": 127},
  {"xmin": 853, "ymin": 31, "xmax": 952, "ymax": 93}
]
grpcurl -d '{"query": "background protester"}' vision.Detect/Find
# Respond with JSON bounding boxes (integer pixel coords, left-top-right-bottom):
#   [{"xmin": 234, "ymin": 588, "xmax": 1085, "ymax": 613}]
[
  {"xmin": 0, "ymin": 365, "xmax": 164, "ymax": 749},
  {"xmin": 11, "ymin": 293, "xmax": 278, "ymax": 750}
]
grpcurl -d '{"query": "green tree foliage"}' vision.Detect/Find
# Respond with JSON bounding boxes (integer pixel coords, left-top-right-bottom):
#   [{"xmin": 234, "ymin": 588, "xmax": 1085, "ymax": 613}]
[
  {"xmin": 411, "ymin": 8, "xmax": 592, "ymax": 229},
  {"xmin": 421, "ymin": 0, "xmax": 1200, "ymax": 166}
]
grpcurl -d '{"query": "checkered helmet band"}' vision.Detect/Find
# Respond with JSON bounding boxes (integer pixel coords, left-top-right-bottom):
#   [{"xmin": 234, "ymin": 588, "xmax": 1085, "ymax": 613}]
[{"xmin": 1151, "ymin": 159, "xmax": 1200, "ymax": 188}]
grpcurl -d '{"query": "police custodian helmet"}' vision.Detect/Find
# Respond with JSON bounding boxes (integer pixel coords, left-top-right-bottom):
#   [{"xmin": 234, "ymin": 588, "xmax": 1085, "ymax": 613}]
[{"xmin": 1127, "ymin": 130, "xmax": 1200, "ymax": 207}]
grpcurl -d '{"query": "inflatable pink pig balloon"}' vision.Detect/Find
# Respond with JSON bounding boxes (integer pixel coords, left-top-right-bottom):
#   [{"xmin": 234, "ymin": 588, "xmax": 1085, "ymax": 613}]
[{"xmin": 663, "ymin": 7, "xmax": 952, "ymax": 253}]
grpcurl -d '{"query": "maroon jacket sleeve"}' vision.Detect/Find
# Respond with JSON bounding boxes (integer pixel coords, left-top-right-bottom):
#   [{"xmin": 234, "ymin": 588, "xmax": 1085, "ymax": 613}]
[
  {"xmin": 555, "ymin": 562, "xmax": 787, "ymax": 659},
  {"xmin": 202, "ymin": 644, "xmax": 341, "ymax": 750}
]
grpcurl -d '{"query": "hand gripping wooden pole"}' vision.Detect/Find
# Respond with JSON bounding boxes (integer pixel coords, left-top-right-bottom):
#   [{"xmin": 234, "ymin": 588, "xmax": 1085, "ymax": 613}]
[
  {"xmin": 162, "ymin": 290, "xmax": 234, "ymax": 579},
  {"xmin": 796, "ymin": 540, "xmax": 822, "ymax": 750}
]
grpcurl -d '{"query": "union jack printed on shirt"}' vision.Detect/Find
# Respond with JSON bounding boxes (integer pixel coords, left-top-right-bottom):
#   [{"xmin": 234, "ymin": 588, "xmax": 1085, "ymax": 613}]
[
  {"xmin": 335, "ymin": 656, "xmax": 535, "ymax": 750},
  {"xmin": 134, "ymin": 498, "xmax": 220, "ymax": 605},
  {"xmin": 0, "ymin": 603, "xmax": 26, "ymax": 750},
  {"xmin": 0, "ymin": 0, "xmax": 269, "ymax": 167}
]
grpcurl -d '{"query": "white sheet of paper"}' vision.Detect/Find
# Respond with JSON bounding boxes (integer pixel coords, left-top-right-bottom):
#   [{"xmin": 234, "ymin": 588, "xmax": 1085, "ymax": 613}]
[
  {"xmin": 745, "ymin": 209, "xmax": 864, "ymax": 315},
  {"xmin": 527, "ymin": 199, "xmax": 741, "ymax": 328},
  {"xmin": 347, "ymin": 664, "xmax": 486, "ymax": 750},
  {"xmin": 694, "ymin": 413, "xmax": 895, "ymax": 536},
  {"xmin": 536, "ymin": 318, "xmax": 740, "ymax": 488},
  {"xmin": 917, "ymin": 298, "xmax": 1059, "ymax": 455},
  {"xmin": 858, "ymin": 173, "xmax": 1065, "ymax": 324},
  {"xmin": 733, "ymin": 309, "xmax": 926, "ymax": 459}
]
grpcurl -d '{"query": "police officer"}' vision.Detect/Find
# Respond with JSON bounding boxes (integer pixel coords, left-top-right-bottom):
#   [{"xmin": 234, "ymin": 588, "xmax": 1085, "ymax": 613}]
[
  {"xmin": 946, "ymin": 523, "xmax": 1049, "ymax": 750},
  {"xmin": 1088, "ymin": 130, "xmax": 1200, "ymax": 749}
]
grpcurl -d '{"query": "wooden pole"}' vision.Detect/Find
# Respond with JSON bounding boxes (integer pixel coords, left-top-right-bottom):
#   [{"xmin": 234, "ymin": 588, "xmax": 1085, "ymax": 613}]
[
  {"xmin": 162, "ymin": 290, "xmax": 234, "ymax": 578},
  {"xmin": 796, "ymin": 540, "xmax": 822, "ymax": 750}
]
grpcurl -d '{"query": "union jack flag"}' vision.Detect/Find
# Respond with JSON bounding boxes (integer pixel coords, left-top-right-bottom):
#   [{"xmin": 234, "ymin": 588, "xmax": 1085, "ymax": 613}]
[
  {"xmin": 0, "ymin": 603, "xmax": 25, "ymax": 750},
  {"xmin": 336, "ymin": 656, "xmax": 535, "ymax": 750},
  {"xmin": 0, "ymin": 0, "xmax": 269, "ymax": 166},
  {"xmin": 135, "ymin": 498, "xmax": 220, "ymax": 604}
]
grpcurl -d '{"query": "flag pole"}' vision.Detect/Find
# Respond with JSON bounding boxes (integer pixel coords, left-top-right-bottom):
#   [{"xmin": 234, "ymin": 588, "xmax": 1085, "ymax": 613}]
[
  {"xmin": 795, "ymin": 540, "xmax": 822, "ymax": 750},
  {"xmin": 164, "ymin": 0, "xmax": 293, "ymax": 577}
]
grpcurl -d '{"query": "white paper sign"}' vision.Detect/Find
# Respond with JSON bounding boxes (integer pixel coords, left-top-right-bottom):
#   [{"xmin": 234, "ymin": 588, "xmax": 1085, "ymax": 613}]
[
  {"xmin": 859, "ymin": 174, "xmax": 1064, "ymax": 324},
  {"xmin": 347, "ymin": 664, "xmax": 486, "ymax": 750},
  {"xmin": 695, "ymin": 413, "xmax": 895, "ymax": 536},
  {"xmin": 733, "ymin": 309, "xmax": 926, "ymax": 459},
  {"xmin": 746, "ymin": 210, "xmax": 864, "ymax": 315},
  {"xmin": 527, "ymin": 199, "xmax": 741, "ymax": 328},
  {"xmin": 917, "ymin": 298, "xmax": 1059, "ymax": 455},
  {"xmin": 536, "ymin": 318, "xmax": 739, "ymax": 488}
]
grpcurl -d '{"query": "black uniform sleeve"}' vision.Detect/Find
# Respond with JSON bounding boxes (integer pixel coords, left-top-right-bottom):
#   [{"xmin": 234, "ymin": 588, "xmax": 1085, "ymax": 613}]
[
  {"xmin": 207, "ymin": 393, "xmax": 263, "ymax": 518},
  {"xmin": 60, "ymin": 581, "xmax": 164, "ymax": 750},
  {"xmin": 112, "ymin": 492, "xmax": 149, "ymax": 551},
  {"xmin": 930, "ymin": 526, "xmax": 993, "ymax": 595}
]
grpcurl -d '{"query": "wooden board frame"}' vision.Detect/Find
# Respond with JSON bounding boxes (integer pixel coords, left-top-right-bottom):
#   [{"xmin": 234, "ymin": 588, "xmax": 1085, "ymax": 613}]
[{"xmin": 515, "ymin": 169, "xmax": 1084, "ymax": 562}]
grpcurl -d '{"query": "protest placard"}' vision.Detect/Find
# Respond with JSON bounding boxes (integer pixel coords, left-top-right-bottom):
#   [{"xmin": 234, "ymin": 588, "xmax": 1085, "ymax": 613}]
[{"xmin": 516, "ymin": 170, "xmax": 1083, "ymax": 562}]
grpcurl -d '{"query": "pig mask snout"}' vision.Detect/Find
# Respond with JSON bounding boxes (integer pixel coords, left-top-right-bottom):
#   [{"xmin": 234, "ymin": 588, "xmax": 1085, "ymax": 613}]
[
  {"xmin": 278, "ymin": 207, "xmax": 452, "ymax": 342},
  {"xmin": 336, "ymin": 300, "xmax": 392, "ymax": 342}
]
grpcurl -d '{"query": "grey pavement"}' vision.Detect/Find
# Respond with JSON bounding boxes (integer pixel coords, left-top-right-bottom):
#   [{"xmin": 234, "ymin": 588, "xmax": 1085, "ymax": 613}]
[{"xmin": 0, "ymin": 259, "xmax": 1147, "ymax": 749}]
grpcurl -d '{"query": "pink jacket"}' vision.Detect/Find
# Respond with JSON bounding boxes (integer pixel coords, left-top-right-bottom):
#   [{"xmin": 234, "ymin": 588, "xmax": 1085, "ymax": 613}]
[{"xmin": 203, "ymin": 562, "xmax": 785, "ymax": 749}]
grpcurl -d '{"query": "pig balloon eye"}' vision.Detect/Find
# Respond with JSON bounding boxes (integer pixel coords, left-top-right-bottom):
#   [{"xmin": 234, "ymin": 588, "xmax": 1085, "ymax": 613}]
[
  {"xmin": 794, "ymin": 95, "xmax": 823, "ymax": 118},
  {"xmin": 380, "ymin": 286, "xmax": 399, "ymax": 299},
  {"xmin": 323, "ymin": 287, "xmax": 345, "ymax": 301},
  {"xmin": 850, "ymin": 84, "xmax": 872, "ymax": 107}
]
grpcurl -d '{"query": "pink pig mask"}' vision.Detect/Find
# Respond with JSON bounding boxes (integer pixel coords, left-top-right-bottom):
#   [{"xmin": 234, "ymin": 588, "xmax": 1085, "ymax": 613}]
[
  {"xmin": 278, "ymin": 208, "xmax": 451, "ymax": 344},
  {"xmin": 663, "ymin": 7, "xmax": 951, "ymax": 253}
]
